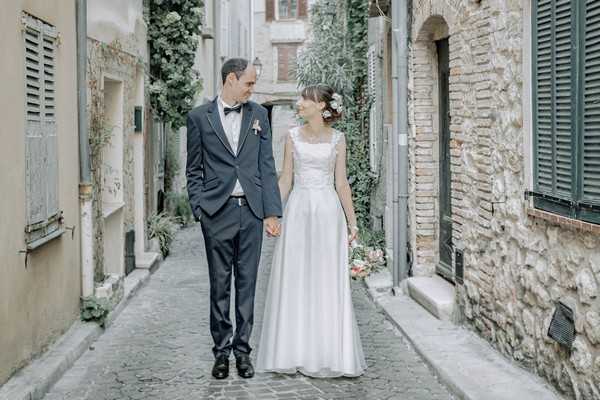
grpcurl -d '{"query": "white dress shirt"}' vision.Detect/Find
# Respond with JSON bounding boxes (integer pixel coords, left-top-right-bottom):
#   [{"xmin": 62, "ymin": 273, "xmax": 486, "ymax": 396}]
[{"xmin": 217, "ymin": 96, "xmax": 244, "ymax": 196}]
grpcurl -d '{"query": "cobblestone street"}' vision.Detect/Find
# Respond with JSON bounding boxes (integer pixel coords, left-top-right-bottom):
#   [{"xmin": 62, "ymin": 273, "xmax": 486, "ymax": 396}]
[{"xmin": 43, "ymin": 224, "xmax": 453, "ymax": 400}]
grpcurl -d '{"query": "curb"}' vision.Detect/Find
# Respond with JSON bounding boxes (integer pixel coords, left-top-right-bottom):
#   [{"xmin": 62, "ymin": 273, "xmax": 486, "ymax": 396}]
[
  {"xmin": 0, "ymin": 259, "xmax": 160, "ymax": 400},
  {"xmin": 362, "ymin": 270, "xmax": 564, "ymax": 400}
]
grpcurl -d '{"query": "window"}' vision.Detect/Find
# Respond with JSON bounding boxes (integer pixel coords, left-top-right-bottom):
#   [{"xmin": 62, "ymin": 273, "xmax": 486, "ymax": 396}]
[
  {"xmin": 276, "ymin": 44, "xmax": 299, "ymax": 82},
  {"xmin": 266, "ymin": 0, "xmax": 308, "ymax": 21},
  {"xmin": 22, "ymin": 13, "xmax": 62, "ymax": 248},
  {"xmin": 279, "ymin": 0, "xmax": 298, "ymax": 19},
  {"xmin": 532, "ymin": 0, "xmax": 600, "ymax": 224}
]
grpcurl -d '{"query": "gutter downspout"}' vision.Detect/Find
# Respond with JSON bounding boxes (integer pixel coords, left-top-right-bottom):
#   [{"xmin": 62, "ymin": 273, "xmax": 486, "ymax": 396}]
[
  {"xmin": 250, "ymin": 0, "xmax": 255, "ymax": 60},
  {"xmin": 391, "ymin": 0, "xmax": 409, "ymax": 293},
  {"xmin": 77, "ymin": 0, "xmax": 94, "ymax": 298},
  {"xmin": 213, "ymin": 0, "xmax": 219, "ymax": 97}
]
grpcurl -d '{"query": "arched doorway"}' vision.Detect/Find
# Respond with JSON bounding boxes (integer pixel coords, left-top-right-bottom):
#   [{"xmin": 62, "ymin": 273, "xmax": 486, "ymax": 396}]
[{"xmin": 411, "ymin": 15, "xmax": 454, "ymax": 281}]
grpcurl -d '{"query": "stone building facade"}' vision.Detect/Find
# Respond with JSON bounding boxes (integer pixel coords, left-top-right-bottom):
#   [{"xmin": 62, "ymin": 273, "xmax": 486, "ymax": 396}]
[
  {"xmin": 253, "ymin": 0, "xmax": 313, "ymax": 171},
  {"xmin": 374, "ymin": 0, "xmax": 600, "ymax": 398}
]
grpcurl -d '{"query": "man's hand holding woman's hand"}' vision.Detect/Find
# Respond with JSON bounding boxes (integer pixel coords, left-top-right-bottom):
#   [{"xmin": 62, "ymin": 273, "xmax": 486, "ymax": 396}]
[{"xmin": 265, "ymin": 216, "xmax": 281, "ymax": 237}]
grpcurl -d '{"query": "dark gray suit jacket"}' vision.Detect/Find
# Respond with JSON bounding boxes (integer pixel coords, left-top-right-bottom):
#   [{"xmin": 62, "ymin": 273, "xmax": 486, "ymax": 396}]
[{"xmin": 186, "ymin": 98, "xmax": 283, "ymax": 220}]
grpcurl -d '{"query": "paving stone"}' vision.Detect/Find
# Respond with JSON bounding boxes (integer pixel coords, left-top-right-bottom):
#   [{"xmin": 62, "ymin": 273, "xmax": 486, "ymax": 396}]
[{"xmin": 43, "ymin": 224, "xmax": 453, "ymax": 400}]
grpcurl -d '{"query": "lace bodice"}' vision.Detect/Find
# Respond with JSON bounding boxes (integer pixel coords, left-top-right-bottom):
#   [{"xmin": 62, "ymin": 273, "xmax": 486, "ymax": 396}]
[{"xmin": 290, "ymin": 126, "xmax": 344, "ymax": 189}]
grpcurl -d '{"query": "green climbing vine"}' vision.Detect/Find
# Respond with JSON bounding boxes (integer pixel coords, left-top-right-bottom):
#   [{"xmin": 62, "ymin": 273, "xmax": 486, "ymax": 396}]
[
  {"xmin": 296, "ymin": 0, "xmax": 381, "ymax": 247},
  {"xmin": 146, "ymin": 0, "xmax": 204, "ymax": 130}
]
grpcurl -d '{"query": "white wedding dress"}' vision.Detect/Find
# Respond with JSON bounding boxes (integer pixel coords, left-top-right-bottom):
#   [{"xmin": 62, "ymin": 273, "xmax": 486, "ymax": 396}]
[{"xmin": 256, "ymin": 127, "xmax": 366, "ymax": 378}]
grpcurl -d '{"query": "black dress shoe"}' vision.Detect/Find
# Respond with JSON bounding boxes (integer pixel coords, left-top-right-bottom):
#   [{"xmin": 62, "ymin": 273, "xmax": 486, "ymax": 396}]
[
  {"xmin": 235, "ymin": 354, "xmax": 254, "ymax": 378},
  {"xmin": 212, "ymin": 355, "xmax": 229, "ymax": 379}
]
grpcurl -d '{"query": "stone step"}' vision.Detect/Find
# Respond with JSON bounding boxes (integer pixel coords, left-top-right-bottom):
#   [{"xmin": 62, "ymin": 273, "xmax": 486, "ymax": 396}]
[
  {"xmin": 407, "ymin": 275, "xmax": 455, "ymax": 321},
  {"xmin": 136, "ymin": 251, "xmax": 161, "ymax": 272}
]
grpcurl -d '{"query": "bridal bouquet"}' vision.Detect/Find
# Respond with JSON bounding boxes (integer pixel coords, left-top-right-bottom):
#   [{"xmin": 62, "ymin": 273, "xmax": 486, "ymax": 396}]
[{"xmin": 349, "ymin": 241, "xmax": 386, "ymax": 279}]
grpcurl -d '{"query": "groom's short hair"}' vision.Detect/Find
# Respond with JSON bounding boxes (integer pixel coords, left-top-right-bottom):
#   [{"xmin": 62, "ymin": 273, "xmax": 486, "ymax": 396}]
[{"xmin": 221, "ymin": 58, "xmax": 249, "ymax": 84}]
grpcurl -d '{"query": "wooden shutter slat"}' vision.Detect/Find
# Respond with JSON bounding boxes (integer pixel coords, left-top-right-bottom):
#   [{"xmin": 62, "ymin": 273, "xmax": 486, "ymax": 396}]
[
  {"xmin": 26, "ymin": 124, "xmax": 47, "ymax": 225},
  {"xmin": 277, "ymin": 45, "xmax": 288, "ymax": 81},
  {"xmin": 582, "ymin": 0, "xmax": 600, "ymax": 207},
  {"xmin": 266, "ymin": 0, "xmax": 275, "ymax": 21},
  {"xmin": 368, "ymin": 45, "xmax": 376, "ymax": 97},
  {"xmin": 534, "ymin": 0, "xmax": 575, "ymax": 200},
  {"xmin": 46, "ymin": 122, "xmax": 59, "ymax": 218},
  {"xmin": 24, "ymin": 19, "xmax": 47, "ymax": 226},
  {"xmin": 23, "ymin": 12, "xmax": 59, "ymax": 232},
  {"xmin": 298, "ymin": 0, "xmax": 308, "ymax": 18},
  {"xmin": 25, "ymin": 25, "xmax": 42, "ymax": 122}
]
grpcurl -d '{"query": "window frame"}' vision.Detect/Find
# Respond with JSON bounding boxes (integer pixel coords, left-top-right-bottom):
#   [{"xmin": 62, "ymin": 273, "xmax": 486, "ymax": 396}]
[{"xmin": 277, "ymin": 0, "xmax": 299, "ymax": 20}]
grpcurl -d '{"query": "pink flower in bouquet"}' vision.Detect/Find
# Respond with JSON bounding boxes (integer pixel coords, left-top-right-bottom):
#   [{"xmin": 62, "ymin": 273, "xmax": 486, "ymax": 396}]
[{"xmin": 350, "ymin": 260, "xmax": 366, "ymax": 278}]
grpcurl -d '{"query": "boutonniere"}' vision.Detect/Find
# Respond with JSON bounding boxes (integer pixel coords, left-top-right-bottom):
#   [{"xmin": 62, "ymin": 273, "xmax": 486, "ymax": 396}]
[{"xmin": 252, "ymin": 119, "xmax": 262, "ymax": 135}]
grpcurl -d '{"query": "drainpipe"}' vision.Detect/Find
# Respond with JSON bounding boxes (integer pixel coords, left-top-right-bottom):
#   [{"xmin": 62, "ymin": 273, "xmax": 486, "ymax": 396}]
[
  {"xmin": 391, "ymin": 0, "xmax": 409, "ymax": 293},
  {"xmin": 249, "ymin": 0, "xmax": 255, "ymax": 60},
  {"xmin": 77, "ymin": 0, "xmax": 94, "ymax": 298},
  {"xmin": 213, "ymin": 0, "xmax": 219, "ymax": 97}
]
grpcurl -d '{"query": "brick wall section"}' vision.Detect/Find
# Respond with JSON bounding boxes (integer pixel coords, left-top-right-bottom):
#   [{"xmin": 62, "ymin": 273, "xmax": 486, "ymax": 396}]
[{"xmin": 409, "ymin": 38, "xmax": 438, "ymax": 275}]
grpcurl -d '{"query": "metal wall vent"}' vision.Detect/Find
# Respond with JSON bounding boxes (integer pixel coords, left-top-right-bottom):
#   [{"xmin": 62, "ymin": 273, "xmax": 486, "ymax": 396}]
[{"xmin": 547, "ymin": 301, "xmax": 575, "ymax": 349}]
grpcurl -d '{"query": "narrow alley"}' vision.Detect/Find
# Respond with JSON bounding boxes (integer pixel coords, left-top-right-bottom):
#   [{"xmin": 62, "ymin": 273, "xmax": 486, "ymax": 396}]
[{"xmin": 43, "ymin": 225, "xmax": 453, "ymax": 400}]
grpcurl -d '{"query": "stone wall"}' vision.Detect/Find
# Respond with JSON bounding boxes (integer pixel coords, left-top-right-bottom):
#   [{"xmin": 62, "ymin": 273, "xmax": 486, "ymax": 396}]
[{"xmin": 409, "ymin": 0, "xmax": 600, "ymax": 398}]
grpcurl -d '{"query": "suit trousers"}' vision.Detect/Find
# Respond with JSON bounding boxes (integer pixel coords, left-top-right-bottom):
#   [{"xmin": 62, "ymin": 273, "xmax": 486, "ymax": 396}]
[{"xmin": 200, "ymin": 197, "xmax": 264, "ymax": 358}]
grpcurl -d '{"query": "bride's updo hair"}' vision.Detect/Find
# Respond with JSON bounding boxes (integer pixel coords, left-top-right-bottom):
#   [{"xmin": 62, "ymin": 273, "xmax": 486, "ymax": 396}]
[{"xmin": 301, "ymin": 84, "xmax": 343, "ymax": 124}]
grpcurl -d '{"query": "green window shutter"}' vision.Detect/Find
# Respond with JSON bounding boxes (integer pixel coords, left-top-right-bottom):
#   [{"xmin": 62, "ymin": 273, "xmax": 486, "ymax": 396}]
[
  {"xmin": 533, "ymin": 0, "xmax": 577, "ymax": 215},
  {"xmin": 580, "ymin": 0, "xmax": 600, "ymax": 223}
]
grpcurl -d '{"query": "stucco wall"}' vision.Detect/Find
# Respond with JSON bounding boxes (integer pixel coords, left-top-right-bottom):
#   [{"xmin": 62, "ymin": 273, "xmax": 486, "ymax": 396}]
[
  {"xmin": 86, "ymin": 0, "xmax": 147, "ymax": 278},
  {"xmin": 0, "ymin": 0, "xmax": 81, "ymax": 385},
  {"xmin": 87, "ymin": 0, "xmax": 147, "ymax": 61}
]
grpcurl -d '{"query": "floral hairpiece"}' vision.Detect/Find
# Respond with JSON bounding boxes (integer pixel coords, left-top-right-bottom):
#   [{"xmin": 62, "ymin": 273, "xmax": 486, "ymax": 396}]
[{"xmin": 330, "ymin": 93, "xmax": 343, "ymax": 112}]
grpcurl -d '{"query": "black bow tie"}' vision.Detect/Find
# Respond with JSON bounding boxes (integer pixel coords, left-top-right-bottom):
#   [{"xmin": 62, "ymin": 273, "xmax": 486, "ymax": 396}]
[{"xmin": 224, "ymin": 105, "xmax": 242, "ymax": 115}]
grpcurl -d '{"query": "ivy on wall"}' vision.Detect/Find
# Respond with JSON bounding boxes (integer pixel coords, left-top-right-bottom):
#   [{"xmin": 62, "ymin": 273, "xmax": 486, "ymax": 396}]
[
  {"xmin": 296, "ymin": 0, "xmax": 380, "ymax": 245},
  {"xmin": 88, "ymin": 40, "xmax": 139, "ymax": 283},
  {"xmin": 146, "ymin": 0, "xmax": 204, "ymax": 130}
]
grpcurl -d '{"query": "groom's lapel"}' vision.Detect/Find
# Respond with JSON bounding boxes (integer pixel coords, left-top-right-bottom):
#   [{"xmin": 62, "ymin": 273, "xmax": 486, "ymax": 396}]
[
  {"xmin": 206, "ymin": 99, "xmax": 235, "ymax": 157},
  {"xmin": 237, "ymin": 102, "xmax": 255, "ymax": 155}
]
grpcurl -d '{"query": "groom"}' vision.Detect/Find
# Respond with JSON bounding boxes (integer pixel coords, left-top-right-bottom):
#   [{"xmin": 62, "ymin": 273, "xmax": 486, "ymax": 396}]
[{"xmin": 186, "ymin": 58, "xmax": 283, "ymax": 379}]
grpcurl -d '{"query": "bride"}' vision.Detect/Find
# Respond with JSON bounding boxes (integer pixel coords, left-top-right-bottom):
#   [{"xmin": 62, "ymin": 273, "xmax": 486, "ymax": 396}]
[{"xmin": 256, "ymin": 84, "xmax": 367, "ymax": 378}]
